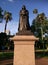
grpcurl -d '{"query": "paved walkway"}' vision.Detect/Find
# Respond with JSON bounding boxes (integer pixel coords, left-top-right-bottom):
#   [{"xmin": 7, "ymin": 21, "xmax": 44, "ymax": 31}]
[
  {"xmin": 0, "ymin": 59, "xmax": 13, "ymax": 65},
  {"xmin": 35, "ymin": 58, "xmax": 48, "ymax": 65},
  {"xmin": 0, "ymin": 58, "xmax": 48, "ymax": 65}
]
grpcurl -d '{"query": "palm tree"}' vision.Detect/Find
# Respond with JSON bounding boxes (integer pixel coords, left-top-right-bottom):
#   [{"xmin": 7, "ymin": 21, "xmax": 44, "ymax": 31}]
[
  {"xmin": 33, "ymin": 9, "xmax": 38, "ymax": 14},
  {"xmin": 33, "ymin": 9, "xmax": 38, "ymax": 31},
  {"xmin": 35, "ymin": 13, "xmax": 45, "ymax": 40},
  {"xmin": 4, "ymin": 11, "xmax": 12, "ymax": 33},
  {"xmin": 0, "ymin": 7, "xmax": 3, "ymax": 22}
]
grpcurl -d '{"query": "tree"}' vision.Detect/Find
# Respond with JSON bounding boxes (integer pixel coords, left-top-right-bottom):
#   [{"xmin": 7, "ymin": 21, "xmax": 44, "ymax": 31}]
[
  {"xmin": 0, "ymin": 7, "xmax": 3, "ymax": 22},
  {"xmin": 0, "ymin": 32, "xmax": 7, "ymax": 50},
  {"xmin": 4, "ymin": 11, "xmax": 12, "ymax": 33},
  {"xmin": 33, "ymin": 9, "xmax": 38, "ymax": 14},
  {"xmin": 31, "ymin": 12, "xmax": 48, "ymax": 49},
  {"xmin": 32, "ymin": 13, "xmax": 47, "ymax": 35},
  {"xmin": 32, "ymin": 9, "xmax": 38, "ymax": 32}
]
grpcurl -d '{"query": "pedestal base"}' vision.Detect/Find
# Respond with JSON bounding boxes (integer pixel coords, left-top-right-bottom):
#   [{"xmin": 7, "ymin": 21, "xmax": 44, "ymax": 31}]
[
  {"xmin": 11, "ymin": 35, "xmax": 39, "ymax": 65},
  {"xmin": 16, "ymin": 30, "xmax": 33, "ymax": 35}
]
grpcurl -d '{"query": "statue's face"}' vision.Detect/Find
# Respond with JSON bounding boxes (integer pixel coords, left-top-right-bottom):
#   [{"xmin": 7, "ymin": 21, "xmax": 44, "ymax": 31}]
[
  {"xmin": 22, "ymin": 5, "xmax": 26, "ymax": 10},
  {"xmin": 22, "ymin": 10, "xmax": 25, "ymax": 15}
]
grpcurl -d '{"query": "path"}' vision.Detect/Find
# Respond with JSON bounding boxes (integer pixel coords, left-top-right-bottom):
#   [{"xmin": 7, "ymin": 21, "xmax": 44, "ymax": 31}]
[
  {"xmin": 0, "ymin": 58, "xmax": 48, "ymax": 65},
  {"xmin": 0, "ymin": 59, "xmax": 13, "ymax": 65},
  {"xmin": 36, "ymin": 58, "xmax": 48, "ymax": 65}
]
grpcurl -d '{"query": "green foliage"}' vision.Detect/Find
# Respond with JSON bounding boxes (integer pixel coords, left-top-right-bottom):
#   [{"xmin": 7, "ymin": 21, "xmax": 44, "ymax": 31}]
[
  {"xmin": 4, "ymin": 11, "xmax": 12, "ymax": 22},
  {"xmin": 0, "ymin": 52, "xmax": 13, "ymax": 61},
  {"xmin": 4, "ymin": 11, "xmax": 12, "ymax": 33},
  {"xmin": 31, "ymin": 12, "xmax": 48, "ymax": 37},
  {"xmin": 0, "ymin": 32, "xmax": 14, "ymax": 50},
  {"xmin": 0, "ymin": 33, "xmax": 7, "ymax": 48},
  {"xmin": 31, "ymin": 11, "xmax": 48, "ymax": 49},
  {"xmin": 33, "ymin": 9, "xmax": 38, "ymax": 14},
  {"xmin": 35, "ymin": 51, "xmax": 48, "ymax": 58},
  {"xmin": 0, "ymin": 7, "xmax": 3, "ymax": 22},
  {"xmin": 0, "ymin": 7, "xmax": 12, "ymax": 33}
]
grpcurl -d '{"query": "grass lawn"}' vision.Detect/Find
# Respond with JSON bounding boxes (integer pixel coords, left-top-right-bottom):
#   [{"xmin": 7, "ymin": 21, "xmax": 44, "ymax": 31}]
[
  {"xmin": 0, "ymin": 51, "xmax": 14, "ymax": 61},
  {"xmin": 0, "ymin": 50, "xmax": 48, "ymax": 61},
  {"xmin": 35, "ymin": 50, "xmax": 48, "ymax": 58}
]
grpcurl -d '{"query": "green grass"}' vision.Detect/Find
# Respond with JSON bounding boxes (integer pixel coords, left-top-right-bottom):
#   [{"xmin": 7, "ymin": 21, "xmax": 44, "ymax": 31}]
[
  {"xmin": 0, "ymin": 52, "xmax": 14, "ymax": 61},
  {"xmin": 0, "ymin": 51, "xmax": 48, "ymax": 61},
  {"xmin": 35, "ymin": 51, "xmax": 48, "ymax": 58}
]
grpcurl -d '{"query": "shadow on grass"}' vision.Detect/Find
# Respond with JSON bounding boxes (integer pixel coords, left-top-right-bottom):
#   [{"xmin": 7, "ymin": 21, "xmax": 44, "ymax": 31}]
[{"xmin": 35, "ymin": 51, "xmax": 48, "ymax": 59}]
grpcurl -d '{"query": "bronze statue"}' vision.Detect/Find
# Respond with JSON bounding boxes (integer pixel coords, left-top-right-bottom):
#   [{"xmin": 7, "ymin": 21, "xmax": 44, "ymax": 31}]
[
  {"xmin": 16, "ymin": 5, "xmax": 33, "ymax": 35},
  {"xmin": 18, "ymin": 5, "xmax": 30, "ymax": 31}
]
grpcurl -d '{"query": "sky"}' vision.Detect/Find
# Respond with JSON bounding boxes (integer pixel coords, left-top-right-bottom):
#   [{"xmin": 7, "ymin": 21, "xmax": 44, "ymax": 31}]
[{"xmin": 0, "ymin": 0, "xmax": 48, "ymax": 35}]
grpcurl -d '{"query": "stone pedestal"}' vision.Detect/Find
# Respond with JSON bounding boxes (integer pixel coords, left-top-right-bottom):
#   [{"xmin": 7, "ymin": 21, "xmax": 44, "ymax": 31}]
[{"xmin": 11, "ymin": 35, "xmax": 38, "ymax": 65}]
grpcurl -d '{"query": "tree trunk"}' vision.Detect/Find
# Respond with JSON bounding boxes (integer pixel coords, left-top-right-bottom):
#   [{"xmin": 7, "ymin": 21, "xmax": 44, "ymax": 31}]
[{"xmin": 4, "ymin": 21, "xmax": 8, "ymax": 33}]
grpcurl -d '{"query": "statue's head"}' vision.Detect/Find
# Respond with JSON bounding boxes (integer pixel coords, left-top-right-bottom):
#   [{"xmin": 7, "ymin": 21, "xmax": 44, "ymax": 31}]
[{"xmin": 22, "ymin": 5, "xmax": 26, "ymax": 10}]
